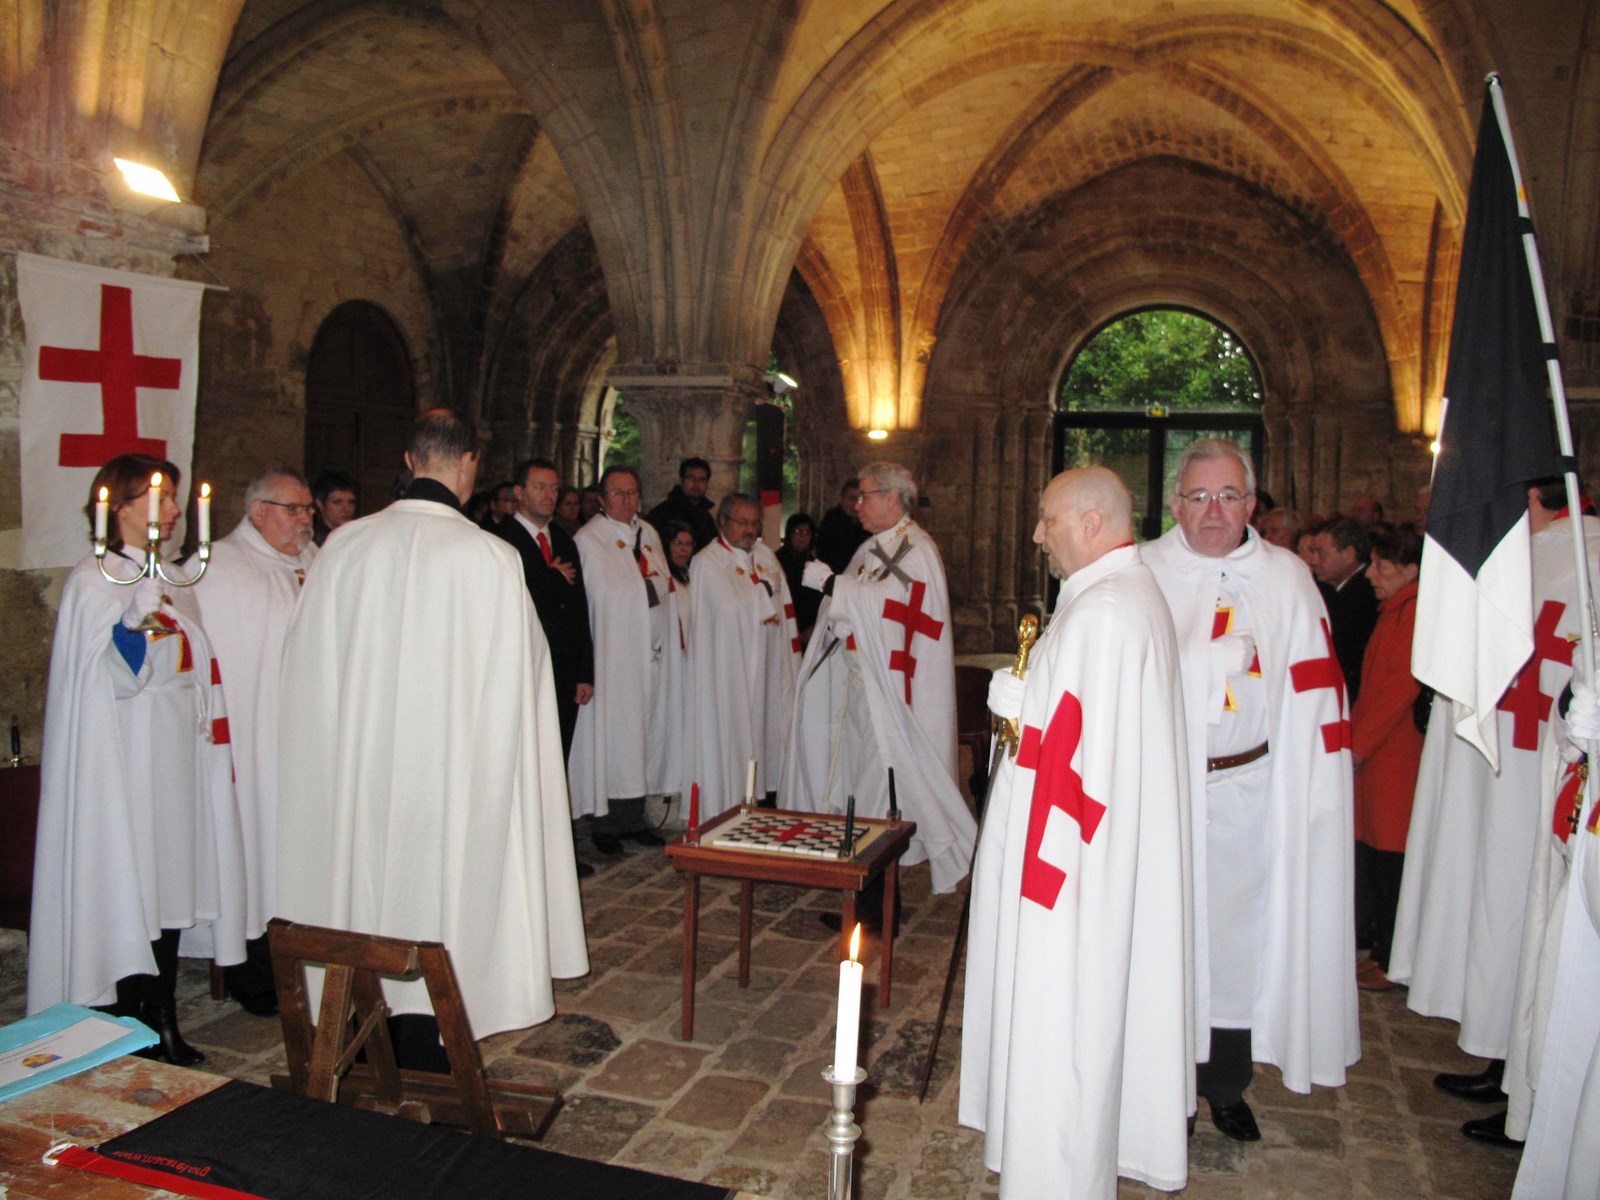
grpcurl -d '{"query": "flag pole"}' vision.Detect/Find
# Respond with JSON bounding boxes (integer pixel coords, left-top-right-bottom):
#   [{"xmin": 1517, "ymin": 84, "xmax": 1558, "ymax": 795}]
[{"xmin": 1487, "ymin": 73, "xmax": 1600, "ymax": 781}]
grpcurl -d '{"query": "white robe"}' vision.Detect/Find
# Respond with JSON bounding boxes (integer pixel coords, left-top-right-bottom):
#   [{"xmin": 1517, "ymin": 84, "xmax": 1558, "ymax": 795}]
[
  {"xmin": 277, "ymin": 498, "xmax": 588, "ymax": 1038},
  {"xmin": 1144, "ymin": 525, "xmax": 1359, "ymax": 1092},
  {"xmin": 960, "ymin": 545, "xmax": 1193, "ymax": 1198},
  {"xmin": 1512, "ymin": 787, "xmax": 1600, "ymax": 1200},
  {"xmin": 28, "ymin": 555, "xmax": 247, "ymax": 1012},
  {"xmin": 568, "ymin": 513, "xmax": 684, "ymax": 815},
  {"xmin": 1505, "ymin": 515, "xmax": 1600, "ymax": 1137},
  {"xmin": 193, "ymin": 519, "xmax": 316, "ymax": 935},
  {"xmin": 687, "ymin": 537, "xmax": 799, "ymax": 819},
  {"xmin": 781, "ymin": 517, "xmax": 976, "ymax": 893},
  {"xmin": 1390, "ymin": 519, "xmax": 1585, "ymax": 1057}
]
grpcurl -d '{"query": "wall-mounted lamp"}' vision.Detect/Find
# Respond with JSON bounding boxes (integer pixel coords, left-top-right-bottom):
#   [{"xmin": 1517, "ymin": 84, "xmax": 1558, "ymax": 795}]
[
  {"xmin": 866, "ymin": 429, "xmax": 889, "ymax": 441},
  {"xmin": 1429, "ymin": 439, "xmax": 1441, "ymax": 455},
  {"xmin": 113, "ymin": 158, "xmax": 181, "ymax": 202}
]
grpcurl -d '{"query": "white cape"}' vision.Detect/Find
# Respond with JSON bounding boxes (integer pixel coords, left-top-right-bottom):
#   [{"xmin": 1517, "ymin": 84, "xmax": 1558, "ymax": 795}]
[
  {"xmin": 568, "ymin": 513, "xmax": 684, "ymax": 815},
  {"xmin": 1390, "ymin": 519, "xmax": 1585, "ymax": 1056},
  {"xmin": 29, "ymin": 555, "xmax": 247, "ymax": 1011},
  {"xmin": 1143, "ymin": 525, "xmax": 1359, "ymax": 1091},
  {"xmin": 687, "ymin": 537, "xmax": 799, "ymax": 818},
  {"xmin": 781, "ymin": 519, "xmax": 976, "ymax": 893},
  {"xmin": 277, "ymin": 499, "xmax": 588, "ymax": 1038},
  {"xmin": 960, "ymin": 545, "xmax": 1193, "ymax": 1198},
  {"xmin": 193, "ymin": 519, "xmax": 315, "ymax": 933}
]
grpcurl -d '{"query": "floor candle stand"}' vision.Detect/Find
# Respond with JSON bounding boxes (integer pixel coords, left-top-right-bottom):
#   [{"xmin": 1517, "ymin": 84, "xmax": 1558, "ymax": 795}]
[{"xmin": 823, "ymin": 1065, "xmax": 866, "ymax": 1200}]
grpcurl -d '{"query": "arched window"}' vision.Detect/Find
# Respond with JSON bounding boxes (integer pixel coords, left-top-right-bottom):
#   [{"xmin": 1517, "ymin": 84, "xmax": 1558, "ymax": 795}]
[
  {"xmin": 1055, "ymin": 309, "xmax": 1264, "ymax": 539},
  {"xmin": 304, "ymin": 302, "xmax": 416, "ymax": 513}
]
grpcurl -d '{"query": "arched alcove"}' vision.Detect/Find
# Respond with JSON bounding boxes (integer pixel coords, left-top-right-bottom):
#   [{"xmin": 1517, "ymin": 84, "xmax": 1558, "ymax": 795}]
[{"xmin": 304, "ymin": 301, "xmax": 416, "ymax": 513}]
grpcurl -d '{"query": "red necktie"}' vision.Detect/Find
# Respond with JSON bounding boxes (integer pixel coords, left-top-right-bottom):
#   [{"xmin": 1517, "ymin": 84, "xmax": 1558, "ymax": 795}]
[{"xmin": 537, "ymin": 531, "xmax": 553, "ymax": 565}]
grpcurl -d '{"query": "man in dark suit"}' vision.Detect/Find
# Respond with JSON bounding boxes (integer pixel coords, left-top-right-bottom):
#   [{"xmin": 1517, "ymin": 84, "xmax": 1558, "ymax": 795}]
[
  {"xmin": 489, "ymin": 458, "xmax": 596, "ymax": 756},
  {"xmin": 1311, "ymin": 515, "xmax": 1378, "ymax": 702}
]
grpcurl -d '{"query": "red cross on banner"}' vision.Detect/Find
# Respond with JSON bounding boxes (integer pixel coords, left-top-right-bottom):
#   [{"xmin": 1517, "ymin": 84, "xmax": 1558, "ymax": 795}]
[
  {"xmin": 1497, "ymin": 600, "xmax": 1574, "ymax": 751},
  {"xmin": 1015, "ymin": 692, "xmax": 1107, "ymax": 910},
  {"xmin": 41, "ymin": 284, "xmax": 178, "ymax": 466},
  {"xmin": 1289, "ymin": 617, "xmax": 1352, "ymax": 753},
  {"xmin": 883, "ymin": 579, "xmax": 944, "ymax": 703}
]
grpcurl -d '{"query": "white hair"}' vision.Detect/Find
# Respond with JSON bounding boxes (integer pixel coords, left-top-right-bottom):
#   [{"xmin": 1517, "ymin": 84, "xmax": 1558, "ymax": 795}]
[
  {"xmin": 858, "ymin": 461, "xmax": 917, "ymax": 511},
  {"xmin": 1172, "ymin": 439, "xmax": 1255, "ymax": 496},
  {"xmin": 245, "ymin": 467, "xmax": 309, "ymax": 507}
]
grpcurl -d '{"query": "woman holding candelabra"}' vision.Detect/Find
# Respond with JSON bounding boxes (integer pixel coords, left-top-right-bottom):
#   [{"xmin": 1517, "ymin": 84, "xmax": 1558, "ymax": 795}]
[{"xmin": 27, "ymin": 454, "xmax": 247, "ymax": 1066}]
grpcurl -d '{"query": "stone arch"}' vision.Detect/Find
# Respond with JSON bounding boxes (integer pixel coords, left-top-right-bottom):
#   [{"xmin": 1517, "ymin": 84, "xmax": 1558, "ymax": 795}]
[{"xmin": 303, "ymin": 299, "xmax": 417, "ymax": 516}]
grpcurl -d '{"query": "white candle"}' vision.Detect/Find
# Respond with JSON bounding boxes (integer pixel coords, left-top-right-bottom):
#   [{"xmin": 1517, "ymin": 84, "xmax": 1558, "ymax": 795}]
[
  {"xmin": 147, "ymin": 472, "xmax": 162, "ymax": 525},
  {"xmin": 198, "ymin": 482, "xmax": 211, "ymax": 543},
  {"xmin": 746, "ymin": 758, "xmax": 757, "ymax": 803},
  {"xmin": 832, "ymin": 924, "xmax": 863, "ymax": 1078},
  {"xmin": 94, "ymin": 487, "xmax": 108, "ymax": 541}
]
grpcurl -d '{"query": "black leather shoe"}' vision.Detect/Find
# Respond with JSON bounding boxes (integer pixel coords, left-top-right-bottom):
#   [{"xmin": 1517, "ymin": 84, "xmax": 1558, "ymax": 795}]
[
  {"xmin": 1462, "ymin": 1110, "xmax": 1522, "ymax": 1148},
  {"xmin": 591, "ymin": 831, "xmax": 625, "ymax": 856},
  {"xmin": 575, "ymin": 860, "xmax": 596, "ymax": 878},
  {"xmin": 1435, "ymin": 1061, "xmax": 1505, "ymax": 1102},
  {"xmin": 625, "ymin": 828, "xmax": 667, "ymax": 847},
  {"xmin": 141, "ymin": 1004, "xmax": 206, "ymax": 1067},
  {"xmin": 1209, "ymin": 1100, "xmax": 1261, "ymax": 1142}
]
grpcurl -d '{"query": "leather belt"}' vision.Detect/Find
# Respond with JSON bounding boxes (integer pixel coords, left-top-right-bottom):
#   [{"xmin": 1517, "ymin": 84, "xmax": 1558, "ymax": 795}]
[{"xmin": 1207, "ymin": 741, "xmax": 1269, "ymax": 773}]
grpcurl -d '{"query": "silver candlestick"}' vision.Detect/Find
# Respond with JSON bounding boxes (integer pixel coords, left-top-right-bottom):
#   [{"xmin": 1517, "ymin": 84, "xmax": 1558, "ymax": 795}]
[
  {"xmin": 822, "ymin": 1065, "xmax": 866, "ymax": 1200},
  {"xmin": 94, "ymin": 520, "xmax": 209, "ymax": 588}
]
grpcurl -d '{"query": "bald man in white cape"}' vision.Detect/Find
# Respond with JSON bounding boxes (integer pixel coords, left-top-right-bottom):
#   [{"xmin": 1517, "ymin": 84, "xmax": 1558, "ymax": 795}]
[
  {"xmin": 961, "ymin": 467, "xmax": 1193, "ymax": 1198},
  {"xmin": 278, "ymin": 410, "xmax": 588, "ymax": 1042}
]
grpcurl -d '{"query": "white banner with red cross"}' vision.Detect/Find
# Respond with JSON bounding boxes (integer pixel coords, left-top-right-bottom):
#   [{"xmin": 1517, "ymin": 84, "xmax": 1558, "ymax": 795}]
[{"xmin": 15, "ymin": 253, "xmax": 207, "ymax": 569}]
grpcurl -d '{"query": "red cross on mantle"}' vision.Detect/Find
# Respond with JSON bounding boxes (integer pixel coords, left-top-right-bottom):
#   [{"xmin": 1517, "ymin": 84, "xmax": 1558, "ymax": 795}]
[
  {"xmin": 1289, "ymin": 617, "xmax": 1352, "ymax": 753},
  {"xmin": 784, "ymin": 601, "xmax": 801, "ymax": 654},
  {"xmin": 1497, "ymin": 599, "xmax": 1574, "ymax": 751},
  {"xmin": 40, "ymin": 284, "xmax": 178, "ymax": 466},
  {"xmin": 883, "ymin": 579, "xmax": 944, "ymax": 703},
  {"xmin": 1015, "ymin": 692, "xmax": 1107, "ymax": 911}
]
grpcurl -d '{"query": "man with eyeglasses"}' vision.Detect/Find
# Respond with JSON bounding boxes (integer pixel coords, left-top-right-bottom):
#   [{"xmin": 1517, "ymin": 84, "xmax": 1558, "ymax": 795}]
[
  {"xmin": 1143, "ymin": 438, "xmax": 1358, "ymax": 1143},
  {"xmin": 194, "ymin": 467, "xmax": 319, "ymax": 1018},
  {"xmin": 645, "ymin": 456, "xmax": 718, "ymax": 551},
  {"xmin": 784, "ymin": 463, "xmax": 976, "ymax": 917},
  {"xmin": 278, "ymin": 409, "xmax": 589, "ymax": 1067},
  {"xmin": 569, "ymin": 464, "xmax": 684, "ymax": 855}
]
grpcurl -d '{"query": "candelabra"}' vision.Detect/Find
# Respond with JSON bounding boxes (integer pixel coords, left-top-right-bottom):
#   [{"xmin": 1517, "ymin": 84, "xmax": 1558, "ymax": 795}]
[{"xmin": 93, "ymin": 478, "xmax": 210, "ymax": 589}]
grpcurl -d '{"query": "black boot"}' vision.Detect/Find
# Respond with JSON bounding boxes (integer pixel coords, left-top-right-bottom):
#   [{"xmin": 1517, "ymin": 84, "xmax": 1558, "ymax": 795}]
[{"xmin": 141, "ymin": 929, "xmax": 205, "ymax": 1067}]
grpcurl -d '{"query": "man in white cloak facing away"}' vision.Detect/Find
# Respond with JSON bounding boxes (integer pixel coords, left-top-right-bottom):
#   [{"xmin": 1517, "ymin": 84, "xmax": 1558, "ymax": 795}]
[
  {"xmin": 568, "ymin": 464, "xmax": 684, "ymax": 853},
  {"xmin": 688, "ymin": 493, "xmax": 800, "ymax": 818},
  {"xmin": 1143, "ymin": 438, "xmax": 1359, "ymax": 1142},
  {"xmin": 960, "ymin": 467, "xmax": 1193, "ymax": 1199},
  {"xmin": 193, "ymin": 467, "xmax": 317, "ymax": 1018},
  {"xmin": 783, "ymin": 462, "xmax": 976, "ymax": 900},
  {"xmin": 277, "ymin": 409, "xmax": 588, "ymax": 1066}
]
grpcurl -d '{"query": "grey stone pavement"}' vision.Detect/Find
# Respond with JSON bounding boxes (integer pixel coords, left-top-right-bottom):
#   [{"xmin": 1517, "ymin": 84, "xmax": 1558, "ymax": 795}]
[{"xmin": 0, "ymin": 829, "xmax": 1523, "ymax": 1200}]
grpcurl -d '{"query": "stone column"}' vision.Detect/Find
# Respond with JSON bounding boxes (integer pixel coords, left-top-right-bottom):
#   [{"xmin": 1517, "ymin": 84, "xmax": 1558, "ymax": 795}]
[{"xmin": 611, "ymin": 374, "xmax": 763, "ymax": 507}]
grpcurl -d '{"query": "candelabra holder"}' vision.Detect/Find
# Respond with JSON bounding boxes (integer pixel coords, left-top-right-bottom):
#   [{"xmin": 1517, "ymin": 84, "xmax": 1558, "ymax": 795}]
[
  {"xmin": 94, "ymin": 519, "xmax": 209, "ymax": 589},
  {"xmin": 822, "ymin": 1065, "xmax": 866, "ymax": 1200}
]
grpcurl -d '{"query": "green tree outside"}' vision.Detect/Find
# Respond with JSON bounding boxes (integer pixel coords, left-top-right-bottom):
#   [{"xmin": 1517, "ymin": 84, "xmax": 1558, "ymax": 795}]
[{"xmin": 1061, "ymin": 309, "xmax": 1261, "ymax": 412}]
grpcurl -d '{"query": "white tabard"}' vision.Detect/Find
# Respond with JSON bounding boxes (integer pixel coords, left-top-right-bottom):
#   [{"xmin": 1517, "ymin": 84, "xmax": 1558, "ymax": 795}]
[
  {"xmin": 1391, "ymin": 519, "xmax": 1586, "ymax": 1057},
  {"xmin": 1504, "ymin": 515, "xmax": 1600, "ymax": 1138},
  {"xmin": 276, "ymin": 499, "xmax": 588, "ymax": 1038},
  {"xmin": 1511, "ymin": 787, "xmax": 1600, "ymax": 1200},
  {"xmin": 568, "ymin": 513, "xmax": 684, "ymax": 815},
  {"xmin": 781, "ymin": 518, "xmax": 976, "ymax": 893},
  {"xmin": 687, "ymin": 537, "xmax": 799, "ymax": 818},
  {"xmin": 1144, "ymin": 525, "xmax": 1359, "ymax": 1092},
  {"xmin": 193, "ymin": 518, "xmax": 315, "ymax": 935},
  {"xmin": 28, "ymin": 555, "xmax": 247, "ymax": 1012},
  {"xmin": 960, "ymin": 545, "xmax": 1193, "ymax": 1198}
]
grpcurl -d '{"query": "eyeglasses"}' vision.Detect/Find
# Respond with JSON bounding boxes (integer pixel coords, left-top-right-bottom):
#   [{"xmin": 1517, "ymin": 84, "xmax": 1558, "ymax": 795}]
[
  {"xmin": 854, "ymin": 489, "xmax": 888, "ymax": 505},
  {"xmin": 258, "ymin": 500, "xmax": 316, "ymax": 517},
  {"xmin": 1176, "ymin": 488, "xmax": 1251, "ymax": 511}
]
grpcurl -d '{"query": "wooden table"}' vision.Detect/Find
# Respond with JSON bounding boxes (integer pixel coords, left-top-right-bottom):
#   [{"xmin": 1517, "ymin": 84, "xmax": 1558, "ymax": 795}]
[{"xmin": 665, "ymin": 807, "xmax": 915, "ymax": 1040}]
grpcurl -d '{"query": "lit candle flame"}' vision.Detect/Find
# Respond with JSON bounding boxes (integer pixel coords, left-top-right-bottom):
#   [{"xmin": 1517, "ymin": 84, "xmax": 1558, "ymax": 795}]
[
  {"xmin": 151, "ymin": 472, "xmax": 162, "ymax": 488},
  {"xmin": 200, "ymin": 482, "xmax": 211, "ymax": 498},
  {"xmin": 849, "ymin": 923, "xmax": 862, "ymax": 963},
  {"xmin": 98, "ymin": 487, "xmax": 108, "ymax": 501}
]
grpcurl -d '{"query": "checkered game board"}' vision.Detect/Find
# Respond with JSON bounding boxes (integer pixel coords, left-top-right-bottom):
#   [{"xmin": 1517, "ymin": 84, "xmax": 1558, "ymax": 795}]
[{"xmin": 703, "ymin": 810, "xmax": 884, "ymax": 859}]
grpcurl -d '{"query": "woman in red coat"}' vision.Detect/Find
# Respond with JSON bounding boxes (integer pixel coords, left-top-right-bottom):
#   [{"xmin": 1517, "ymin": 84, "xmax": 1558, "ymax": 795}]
[{"xmin": 1351, "ymin": 523, "xmax": 1424, "ymax": 990}]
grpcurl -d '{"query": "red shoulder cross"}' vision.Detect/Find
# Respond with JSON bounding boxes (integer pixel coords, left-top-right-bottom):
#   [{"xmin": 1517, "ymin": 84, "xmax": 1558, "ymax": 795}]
[
  {"xmin": 1015, "ymin": 692, "xmax": 1106, "ymax": 911},
  {"xmin": 1498, "ymin": 600, "xmax": 1574, "ymax": 751},
  {"xmin": 41, "ymin": 284, "xmax": 177, "ymax": 466},
  {"xmin": 1289, "ymin": 617, "xmax": 1352, "ymax": 753},
  {"xmin": 882, "ymin": 579, "xmax": 943, "ymax": 704}
]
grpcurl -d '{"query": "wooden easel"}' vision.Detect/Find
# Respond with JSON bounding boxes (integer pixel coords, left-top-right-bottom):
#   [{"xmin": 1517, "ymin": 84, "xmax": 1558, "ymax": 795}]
[{"xmin": 266, "ymin": 918, "xmax": 561, "ymax": 1141}]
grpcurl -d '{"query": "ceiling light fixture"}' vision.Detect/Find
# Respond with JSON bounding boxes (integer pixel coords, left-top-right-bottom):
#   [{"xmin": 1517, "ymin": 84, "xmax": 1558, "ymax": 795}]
[{"xmin": 113, "ymin": 158, "xmax": 181, "ymax": 202}]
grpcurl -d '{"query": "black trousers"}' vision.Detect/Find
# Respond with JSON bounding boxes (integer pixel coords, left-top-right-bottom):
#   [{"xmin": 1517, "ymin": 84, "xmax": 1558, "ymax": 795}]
[
  {"xmin": 1197, "ymin": 1027, "xmax": 1254, "ymax": 1108},
  {"xmin": 1356, "ymin": 841, "xmax": 1407, "ymax": 971}
]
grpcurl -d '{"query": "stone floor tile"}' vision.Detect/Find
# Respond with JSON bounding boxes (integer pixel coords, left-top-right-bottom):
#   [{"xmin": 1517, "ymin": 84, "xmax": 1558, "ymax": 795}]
[
  {"xmin": 615, "ymin": 1127, "xmax": 722, "ymax": 1178},
  {"xmin": 731, "ymin": 1096, "xmax": 830, "ymax": 1161},
  {"xmin": 512, "ymin": 1011, "xmax": 621, "ymax": 1067},
  {"xmin": 665, "ymin": 1074, "xmax": 772, "ymax": 1130},
  {"xmin": 579, "ymin": 970, "xmax": 683, "ymax": 1023},
  {"xmin": 588, "ymin": 1038, "xmax": 712, "ymax": 1101},
  {"xmin": 538, "ymin": 1091, "xmax": 659, "ymax": 1159},
  {"xmin": 714, "ymin": 1035, "xmax": 797, "ymax": 1078},
  {"xmin": 750, "ymin": 992, "xmax": 834, "ymax": 1041}
]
